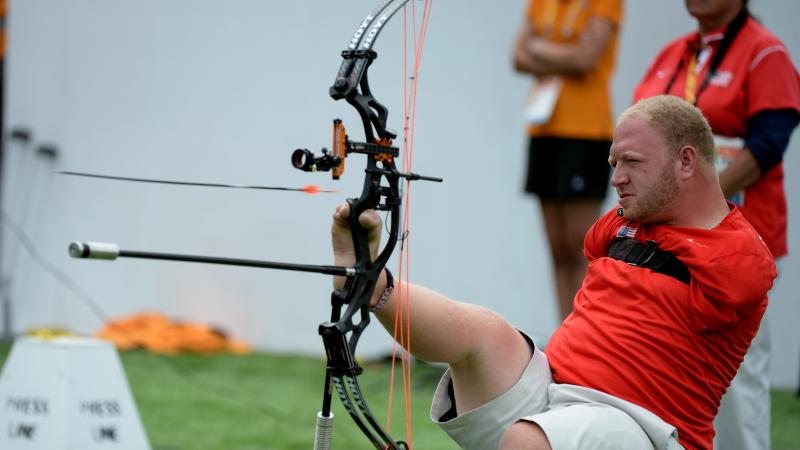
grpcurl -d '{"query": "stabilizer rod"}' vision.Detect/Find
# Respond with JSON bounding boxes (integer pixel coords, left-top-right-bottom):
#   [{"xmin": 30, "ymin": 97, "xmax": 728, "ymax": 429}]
[{"xmin": 68, "ymin": 241, "xmax": 357, "ymax": 277}]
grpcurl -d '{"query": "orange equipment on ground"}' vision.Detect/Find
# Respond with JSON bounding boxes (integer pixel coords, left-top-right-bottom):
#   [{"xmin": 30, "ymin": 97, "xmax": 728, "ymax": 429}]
[{"xmin": 97, "ymin": 312, "xmax": 250, "ymax": 355}]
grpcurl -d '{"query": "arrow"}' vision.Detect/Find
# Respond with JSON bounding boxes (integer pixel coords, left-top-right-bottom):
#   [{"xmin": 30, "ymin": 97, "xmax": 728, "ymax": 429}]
[{"xmin": 58, "ymin": 171, "xmax": 337, "ymax": 194}]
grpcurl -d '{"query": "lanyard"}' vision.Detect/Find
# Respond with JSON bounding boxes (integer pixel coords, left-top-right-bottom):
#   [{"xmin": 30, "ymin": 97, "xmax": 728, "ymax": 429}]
[
  {"xmin": 663, "ymin": 7, "xmax": 749, "ymax": 105},
  {"xmin": 684, "ymin": 46, "xmax": 710, "ymax": 104},
  {"xmin": 685, "ymin": 51, "xmax": 699, "ymax": 104},
  {"xmin": 540, "ymin": 0, "xmax": 587, "ymax": 39}
]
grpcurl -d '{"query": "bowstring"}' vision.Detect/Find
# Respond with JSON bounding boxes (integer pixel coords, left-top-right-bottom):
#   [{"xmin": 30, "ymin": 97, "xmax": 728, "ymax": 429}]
[
  {"xmin": 384, "ymin": 3, "xmax": 409, "ymax": 441},
  {"xmin": 385, "ymin": 1, "xmax": 433, "ymax": 447},
  {"xmin": 404, "ymin": 2, "xmax": 432, "ymax": 443}
]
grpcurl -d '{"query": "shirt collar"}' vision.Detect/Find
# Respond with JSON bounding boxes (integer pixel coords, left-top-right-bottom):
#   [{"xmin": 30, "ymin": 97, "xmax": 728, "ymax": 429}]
[{"xmin": 699, "ymin": 30, "xmax": 725, "ymax": 46}]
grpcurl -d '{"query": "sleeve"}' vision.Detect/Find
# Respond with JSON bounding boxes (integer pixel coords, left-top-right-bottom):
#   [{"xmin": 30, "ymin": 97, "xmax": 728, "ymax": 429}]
[
  {"xmin": 526, "ymin": 0, "xmax": 537, "ymax": 22},
  {"xmin": 745, "ymin": 108, "xmax": 800, "ymax": 172},
  {"xmin": 745, "ymin": 43, "xmax": 800, "ymax": 117},
  {"xmin": 588, "ymin": 0, "xmax": 622, "ymax": 26},
  {"xmin": 669, "ymin": 224, "xmax": 778, "ymax": 331},
  {"xmin": 583, "ymin": 207, "xmax": 624, "ymax": 261},
  {"xmin": 632, "ymin": 42, "xmax": 680, "ymax": 104},
  {"xmin": 687, "ymin": 251, "xmax": 775, "ymax": 331}
]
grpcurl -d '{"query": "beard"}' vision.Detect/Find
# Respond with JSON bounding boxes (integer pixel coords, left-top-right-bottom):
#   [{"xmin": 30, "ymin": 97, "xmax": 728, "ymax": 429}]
[{"xmin": 624, "ymin": 162, "xmax": 679, "ymax": 223}]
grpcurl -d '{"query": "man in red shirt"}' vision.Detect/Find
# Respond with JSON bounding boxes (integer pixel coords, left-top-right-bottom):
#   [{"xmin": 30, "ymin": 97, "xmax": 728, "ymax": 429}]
[
  {"xmin": 633, "ymin": 1, "xmax": 800, "ymax": 448},
  {"xmin": 331, "ymin": 95, "xmax": 775, "ymax": 449}
]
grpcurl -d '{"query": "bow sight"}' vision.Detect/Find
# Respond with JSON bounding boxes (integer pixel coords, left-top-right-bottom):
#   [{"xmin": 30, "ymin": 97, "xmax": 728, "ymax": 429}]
[
  {"xmin": 293, "ymin": 119, "xmax": 440, "ymax": 185},
  {"xmin": 291, "ymin": 147, "xmax": 341, "ymax": 174},
  {"xmin": 292, "ymin": 119, "xmax": 349, "ymax": 179}
]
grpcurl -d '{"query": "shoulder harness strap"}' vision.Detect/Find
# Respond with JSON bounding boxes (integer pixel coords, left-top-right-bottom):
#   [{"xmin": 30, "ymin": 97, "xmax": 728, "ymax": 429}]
[{"xmin": 607, "ymin": 238, "xmax": 691, "ymax": 285}]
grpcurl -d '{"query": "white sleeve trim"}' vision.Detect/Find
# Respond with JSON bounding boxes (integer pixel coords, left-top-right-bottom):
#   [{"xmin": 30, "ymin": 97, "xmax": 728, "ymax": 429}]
[{"xmin": 748, "ymin": 45, "xmax": 788, "ymax": 73}]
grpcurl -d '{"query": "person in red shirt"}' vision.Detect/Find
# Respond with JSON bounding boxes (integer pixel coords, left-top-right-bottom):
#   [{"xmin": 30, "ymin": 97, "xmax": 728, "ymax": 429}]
[
  {"xmin": 633, "ymin": 1, "xmax": 800, "ymax": 448},
  {"xmin": 331, "ymin": 95, "xmax": 775, "ymax": 449}
]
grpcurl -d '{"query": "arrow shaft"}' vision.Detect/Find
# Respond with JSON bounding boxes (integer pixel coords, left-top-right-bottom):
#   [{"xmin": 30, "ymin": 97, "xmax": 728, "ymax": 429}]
[{"xmin": 59, "ymin": 171, "xmax": 327, "ymax": 192}]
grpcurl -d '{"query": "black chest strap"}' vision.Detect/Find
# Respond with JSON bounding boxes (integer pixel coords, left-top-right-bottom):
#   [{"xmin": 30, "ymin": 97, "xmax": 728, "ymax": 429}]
[{"xmin": 607, "ymin": 238, "xmax": 691, "ymax": 285}]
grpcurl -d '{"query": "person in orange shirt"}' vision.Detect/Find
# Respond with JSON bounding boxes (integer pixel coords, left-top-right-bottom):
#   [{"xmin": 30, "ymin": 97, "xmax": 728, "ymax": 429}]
[{"xmin": 513, "ymin": 0, "xmax": 623, "ymax": 321}]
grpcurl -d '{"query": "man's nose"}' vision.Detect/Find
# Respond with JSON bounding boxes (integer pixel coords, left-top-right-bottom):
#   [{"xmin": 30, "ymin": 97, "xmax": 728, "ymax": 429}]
[{"xmin": 610, "ymin": 167, "xmax": 626, "ymax": 187}]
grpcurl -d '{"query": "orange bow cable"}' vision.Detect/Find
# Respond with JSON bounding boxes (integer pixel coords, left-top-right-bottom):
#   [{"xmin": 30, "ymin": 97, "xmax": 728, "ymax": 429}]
[{"xmin": 385, "ymin": 1, "xmax": 433, "ymax": 447}]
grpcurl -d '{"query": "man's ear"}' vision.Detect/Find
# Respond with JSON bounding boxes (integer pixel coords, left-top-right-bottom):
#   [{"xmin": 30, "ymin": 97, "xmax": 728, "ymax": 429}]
[{"xmin": 676, "ymin": 145, "xmax": 698, "ymax": 180}]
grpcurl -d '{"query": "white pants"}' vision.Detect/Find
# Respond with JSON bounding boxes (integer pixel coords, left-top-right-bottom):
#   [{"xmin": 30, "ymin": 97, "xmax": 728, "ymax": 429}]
[
  {"xmin": 713, "ymin": 316, "xmax": 771, "ymax": 450},
  {"xmin": 431, "ymin": 342, "xmax": 683, "ymax": 450}
]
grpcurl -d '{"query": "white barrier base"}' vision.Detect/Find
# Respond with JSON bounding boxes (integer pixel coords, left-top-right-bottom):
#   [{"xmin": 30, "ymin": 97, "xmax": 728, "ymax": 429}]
[{"xmin": 0, "ymin": 336, "xmax": 151, "ymax": 449}]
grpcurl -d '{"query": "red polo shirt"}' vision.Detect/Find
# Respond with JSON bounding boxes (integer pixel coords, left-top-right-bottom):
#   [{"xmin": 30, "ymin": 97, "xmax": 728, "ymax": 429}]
[
  {"xmin": 633, "ymin": 17, "xmax": 800, "ymax": 257},
  {"xmin": 547, "ymin": 206, "xmax": 776, "ymax": 450}
]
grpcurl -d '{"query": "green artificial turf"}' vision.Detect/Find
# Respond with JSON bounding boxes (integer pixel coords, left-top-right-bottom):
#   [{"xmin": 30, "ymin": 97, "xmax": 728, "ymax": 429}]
[
  {"xmin": 773, "ymin": 387, "xmax": 800, "ymax": 450},
  {"xmin": 121, "ymin": 350, "xmax": 456, "ymax": 450},
  {"xmin": 1, "ymin": 343, "xmax": 798, "ymax": 449}
]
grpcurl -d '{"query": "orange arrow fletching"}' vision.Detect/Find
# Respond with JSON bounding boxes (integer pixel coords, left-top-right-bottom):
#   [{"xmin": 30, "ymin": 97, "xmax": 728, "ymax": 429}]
[{"xmin": 302, "ymin": 185, "xmax": 338, "ymax": 195}]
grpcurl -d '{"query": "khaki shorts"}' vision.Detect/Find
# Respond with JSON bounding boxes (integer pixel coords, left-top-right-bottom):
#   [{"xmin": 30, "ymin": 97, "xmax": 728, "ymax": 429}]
[{"xmin": 430, "ymin": 340, "xmax": 684, "ymax": 450}]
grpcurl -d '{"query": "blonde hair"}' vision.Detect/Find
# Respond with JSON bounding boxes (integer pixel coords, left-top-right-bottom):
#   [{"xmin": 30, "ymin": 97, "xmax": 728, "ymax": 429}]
[{"xmin": 620, "ymin": 95, "xmax": 715, "ymax": 163}]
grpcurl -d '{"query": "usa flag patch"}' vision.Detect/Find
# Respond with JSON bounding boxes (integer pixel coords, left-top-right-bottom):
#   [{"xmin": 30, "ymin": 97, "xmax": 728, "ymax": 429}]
[{"xmin": 617, "ymin": 225, "xmax": 637, "ymax": 238}]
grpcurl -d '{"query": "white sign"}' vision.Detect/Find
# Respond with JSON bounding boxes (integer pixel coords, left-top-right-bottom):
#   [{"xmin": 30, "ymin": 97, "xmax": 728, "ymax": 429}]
[{"xmin": 0, "ymin": 337, "xmax": 151, "ymax": 449}]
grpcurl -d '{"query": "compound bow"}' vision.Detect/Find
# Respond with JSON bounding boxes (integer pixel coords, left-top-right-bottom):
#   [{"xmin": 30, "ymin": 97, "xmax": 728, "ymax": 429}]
[{"xmin": 68, "ymin": 1, "xmax": 438, "ymax": 448}]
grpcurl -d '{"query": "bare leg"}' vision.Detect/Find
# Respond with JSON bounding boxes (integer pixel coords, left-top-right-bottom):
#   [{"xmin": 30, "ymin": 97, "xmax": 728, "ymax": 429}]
[
  {"xmin": 540, "ymin": 199, "xmax": 604, "ymax": 321},
  {"xmin": 500, "ymin": 421, "xmax": 552, "ymax": 450},
  {"xmin": 374, "ymin": 283, "xmax": 533, "ymax": 415},
  {"xmin": 332, "ymin": 203, "xmax": 533, "ymax": 415}
]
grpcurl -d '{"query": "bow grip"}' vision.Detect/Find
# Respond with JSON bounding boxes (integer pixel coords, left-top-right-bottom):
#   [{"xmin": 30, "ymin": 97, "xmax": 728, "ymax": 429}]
[{"xmin": 319, "ymin": 321, "xmax": 363, "ymax": 376}]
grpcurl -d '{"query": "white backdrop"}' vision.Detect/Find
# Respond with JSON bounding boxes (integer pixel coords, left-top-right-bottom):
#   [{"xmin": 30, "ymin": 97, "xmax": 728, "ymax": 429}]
[{"xmin": 2, "ymin": 0, "xmax": 798, "ymax": 388}]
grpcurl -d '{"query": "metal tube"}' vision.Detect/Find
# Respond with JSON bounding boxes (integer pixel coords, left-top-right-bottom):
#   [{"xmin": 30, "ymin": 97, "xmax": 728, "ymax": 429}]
[
  {"xmin": 313, "ymin": 411, "xmax": 334, "ymax": 450},
  {"xmin": 68, "ymin": 241, "xmax": 357, "ymax": 277}
]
